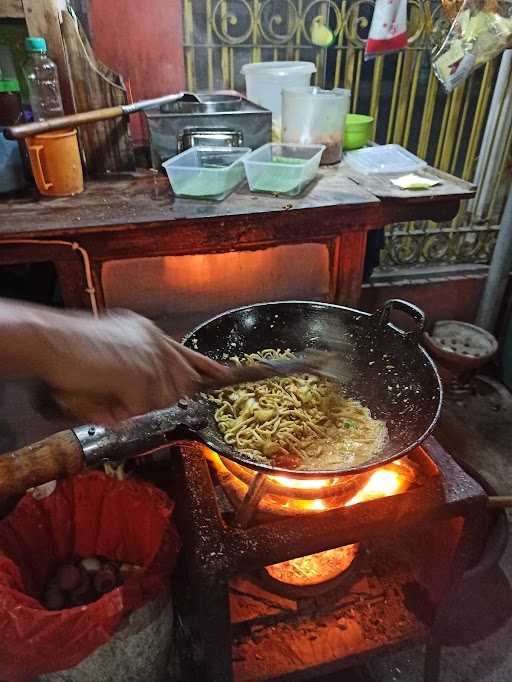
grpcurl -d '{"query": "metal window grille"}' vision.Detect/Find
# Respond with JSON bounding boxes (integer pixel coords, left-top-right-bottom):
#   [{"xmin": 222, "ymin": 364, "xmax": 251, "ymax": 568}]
[{"xmin": 182, "ymin": 0, "xmax": 511, "ymax": 266}]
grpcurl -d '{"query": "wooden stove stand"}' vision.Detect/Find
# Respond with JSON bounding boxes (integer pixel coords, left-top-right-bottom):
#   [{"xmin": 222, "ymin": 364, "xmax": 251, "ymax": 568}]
[{"xmin": 171, "ymin": 438, "xmax": 488, "ymax": 682}]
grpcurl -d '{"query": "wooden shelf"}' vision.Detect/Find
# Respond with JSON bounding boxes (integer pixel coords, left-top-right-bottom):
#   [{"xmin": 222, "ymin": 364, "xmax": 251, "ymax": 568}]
[{"xmin": 231, "ymin": 570, "xmax": 428, "ymax": 681}]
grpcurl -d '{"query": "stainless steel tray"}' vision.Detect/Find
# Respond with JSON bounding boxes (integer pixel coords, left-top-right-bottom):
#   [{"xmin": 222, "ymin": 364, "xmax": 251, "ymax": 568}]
[{"xmin": 145, "ymin": 93, "xmax": 272, "ymax": 169}]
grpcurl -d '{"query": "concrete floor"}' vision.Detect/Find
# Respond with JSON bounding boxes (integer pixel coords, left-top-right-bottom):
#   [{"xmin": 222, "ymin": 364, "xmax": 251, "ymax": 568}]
[
  {"xmin": 0, "ymin": 376, "xmax": 511, "ymax": 682},
  {"xmin": 369, "ymin": 378, "xmax": 512, "ymax": 682}
]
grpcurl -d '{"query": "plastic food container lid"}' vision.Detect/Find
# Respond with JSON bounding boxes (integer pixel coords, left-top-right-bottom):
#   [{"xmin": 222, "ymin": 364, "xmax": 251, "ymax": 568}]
[
  {"xmin": 344, "ymin": 144, "xmax": 427, "ymax": 175},
  {"xmin": 241, "ymin": 61, "xmax": 316, "ymax": 77}
]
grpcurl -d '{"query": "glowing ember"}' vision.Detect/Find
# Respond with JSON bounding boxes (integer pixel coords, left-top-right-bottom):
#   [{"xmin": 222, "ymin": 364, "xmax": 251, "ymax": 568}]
[{"xmin": 266, "ymin": 544, "xmax": 359, "ymax": 586}]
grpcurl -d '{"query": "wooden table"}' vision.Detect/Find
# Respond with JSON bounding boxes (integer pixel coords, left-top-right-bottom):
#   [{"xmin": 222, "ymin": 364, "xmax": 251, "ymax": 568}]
[{"xmin": 0, "ymin": 165, "xmax": 474, "ymax": 312}]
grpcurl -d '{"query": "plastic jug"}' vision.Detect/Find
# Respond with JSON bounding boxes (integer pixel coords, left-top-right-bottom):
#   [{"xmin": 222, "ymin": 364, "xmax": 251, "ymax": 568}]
[
  {"xmin": 241, "ymin": 61, "xmax": 316, "ymax": 139},
  {"xmin": 26, "ymin": 128, "xmax": 83, "ymax": 196},
  {"xmin": 282, "ymin": 87, "xmax": 351, "ymax": 165}
]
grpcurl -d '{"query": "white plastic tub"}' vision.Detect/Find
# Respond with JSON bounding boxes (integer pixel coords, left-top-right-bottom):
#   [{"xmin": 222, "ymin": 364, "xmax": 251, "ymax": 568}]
[
  {"xmin": 243, "ymin": 143, "xmax": 325, "ymax": 196},
  {"xmin": 241, "ymin": 61, "xmax": 316, "ymax": 134},
  {"xmin": 163, "ymin": 146, "xmax": 251, "ymax": 201}
]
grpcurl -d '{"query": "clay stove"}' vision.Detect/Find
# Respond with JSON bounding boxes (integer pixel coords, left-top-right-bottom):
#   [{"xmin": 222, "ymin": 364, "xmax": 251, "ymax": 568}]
[{"xmin": 169, "ymin": 438, "xmax": 489, "ymax": 682}]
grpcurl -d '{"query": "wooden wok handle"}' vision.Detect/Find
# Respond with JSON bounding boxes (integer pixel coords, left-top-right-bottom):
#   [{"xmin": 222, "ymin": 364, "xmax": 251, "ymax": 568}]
[
  {"xmin": 488, "ymin": 496, "xmax": 512, "ymax": 508},
  {"xmin": 5, "ymin": 106, "xmax": 124, "ymax": 139},
  {"xmin": 0, "ymin": 430, "xmax": 85, "ymax": 500}
]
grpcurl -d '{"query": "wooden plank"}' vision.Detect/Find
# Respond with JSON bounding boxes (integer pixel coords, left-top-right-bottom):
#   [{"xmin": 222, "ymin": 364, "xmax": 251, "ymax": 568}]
[
  {"xmin": 0, "ymin": 170, "xmax": 380, "ymax": 236},
  {"xmin": 21, "ymin": 0, "xmax": 75, "ymax": 115},
  {"xmin": 0, "ymin": 0, "xmax": 24, "ymax": 18},
  {"xmin": 344, "ymin": 166, "xmax": 476, "ymax": 202},
  {"xmin": 0, "ymin": 165, "xmax": 475, "ymax": 238},
  {"xmin": 61, "ymin": 9, "xmax": 135, "ymax": 174},
  {"xmin": 232, "ymin": 573, "xmax": 427, "ymax": 682},
  {"xmin": 379, "ymin": 198, "xmax": 464, "ymax": 225}
]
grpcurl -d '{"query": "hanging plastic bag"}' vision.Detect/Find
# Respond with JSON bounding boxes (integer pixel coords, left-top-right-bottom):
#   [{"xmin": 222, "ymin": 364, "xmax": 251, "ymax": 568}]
[
  {"xmin": 365, "ymin": 0, "xmax": 408, "ymax": 60},
  {"xmin": 0, "ymin": 471, "xmax": 180, "ymax": 682},
  {"xmin": 432, "ymin": 0, "xmax": 512, "ymax": 92}
]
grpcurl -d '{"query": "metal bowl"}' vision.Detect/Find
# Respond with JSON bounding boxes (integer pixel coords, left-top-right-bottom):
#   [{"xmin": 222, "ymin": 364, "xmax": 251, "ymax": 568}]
[{"xmin": 161, "ymin": 93, "xmax": 242, "ymax": 114}]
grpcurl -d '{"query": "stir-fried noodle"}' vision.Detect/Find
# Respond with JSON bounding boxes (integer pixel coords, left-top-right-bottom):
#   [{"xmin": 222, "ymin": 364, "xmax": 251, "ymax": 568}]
[{"xmin": 208, "ymin": 349, "xmax": 387, "ymax": 471}]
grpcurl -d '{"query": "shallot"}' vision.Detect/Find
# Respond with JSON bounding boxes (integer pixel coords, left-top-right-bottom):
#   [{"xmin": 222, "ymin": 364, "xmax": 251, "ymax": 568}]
[{"xmin": 42, "ymin": 557, "xmax": 139, "ymax": 610}]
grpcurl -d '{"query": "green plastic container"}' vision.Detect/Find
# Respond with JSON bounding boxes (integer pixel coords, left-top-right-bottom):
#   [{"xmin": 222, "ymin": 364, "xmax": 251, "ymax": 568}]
[
  {"xmin": 343, "ymin": 114, "xmax": 374, "ymax": 150},
  {"xmin": 163, "ymin": 146, "xmax": 251, "ymax": 201},
  {"xmin": 243, "ymin": 143, "xmax": 324, "ymax": 196}
]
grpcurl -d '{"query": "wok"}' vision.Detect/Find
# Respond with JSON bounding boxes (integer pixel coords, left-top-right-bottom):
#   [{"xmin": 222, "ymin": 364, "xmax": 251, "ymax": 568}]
[
  {"xmin": 181, "ymin": 298, "xmax": 442, "ymax": 477},
  {"xmin": 0, "ymin": 299, "xmax": 442, "ymax": 500}
]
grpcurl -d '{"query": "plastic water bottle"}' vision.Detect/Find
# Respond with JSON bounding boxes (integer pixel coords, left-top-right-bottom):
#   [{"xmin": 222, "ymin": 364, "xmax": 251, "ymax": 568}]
[{"xmin": 22, "ymin": 37, "xmax": 64, "ymax": 121}]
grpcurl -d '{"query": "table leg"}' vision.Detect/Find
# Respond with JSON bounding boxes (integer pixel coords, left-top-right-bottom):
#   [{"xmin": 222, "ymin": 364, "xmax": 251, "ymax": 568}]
[
  {"xmin": 54, "ymin": 259, "xmax": 94, "ymax": 310},
  {"xmin": 193, "ymin": 575, "xmax": 233, "ymax": 682},
  {"xmin": 333, "ymin": 230, "xmax": 368, "ymax": 307},
  {"xmin": 327, "ymin": 238, "xmax": 341, "ymax": 303}
]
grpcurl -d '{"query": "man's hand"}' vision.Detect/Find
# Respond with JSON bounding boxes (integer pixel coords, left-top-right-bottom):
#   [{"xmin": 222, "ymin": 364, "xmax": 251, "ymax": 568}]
[{"xmin": 25, "ymin": 308, "xmax": 228, "ymax": 424}]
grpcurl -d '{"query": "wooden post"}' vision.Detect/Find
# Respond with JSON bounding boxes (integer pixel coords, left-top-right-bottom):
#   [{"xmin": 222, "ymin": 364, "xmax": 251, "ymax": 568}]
[
  {"xmin": 0, "ymin": 1, "xmax": 24, "ymax": 18},
  {"xmin": 21, "ymin": 0, "xmax": 76, "ymax": 114},
  {"xmin": 334, "ymin": 231, "xmax": 368, "ymax": 307}
]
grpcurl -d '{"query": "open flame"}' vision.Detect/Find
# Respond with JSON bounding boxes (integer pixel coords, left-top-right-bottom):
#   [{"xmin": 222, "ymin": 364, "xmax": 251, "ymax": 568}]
[
  {"xmin": 266, "ymin": 462, "xmax": 414, "ymax": 587},
  {"xmin": 309, "ymin": 498, "xmax": 327, "ymax": 511},
  {"xmin": 210, "ymin": 449, "xmax": 418, "ymax": 589},
  {"xmin": 346, "ymin": 467, "xmax": 405, "ymax": 506},
  {"xmin": 268, "ymin": 464, "xmax": 408, "ymax": 513},
  {"xmin": 269, "ymin": 475, "xmax": 339, "ymax": 490}
]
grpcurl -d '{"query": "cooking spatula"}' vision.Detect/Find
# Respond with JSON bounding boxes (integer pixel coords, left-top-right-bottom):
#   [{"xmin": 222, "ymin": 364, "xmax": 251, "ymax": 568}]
[
  {"xmin": 36, "ymin": 348, "xmax": 352, "ymax": 422},
  {"xmin": 203, "ymin": 348, "xmax": 352, "ymax": 391},
  {"xmin": 5, "ymin": 92, "xmax": 201, "ymax": 139}
]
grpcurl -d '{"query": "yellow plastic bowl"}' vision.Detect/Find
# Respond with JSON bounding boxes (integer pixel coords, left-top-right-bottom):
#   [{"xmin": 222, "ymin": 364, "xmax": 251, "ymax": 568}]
[{"xmin": 343, "ymin": 114, "xmax": 374, "ymax": 150}]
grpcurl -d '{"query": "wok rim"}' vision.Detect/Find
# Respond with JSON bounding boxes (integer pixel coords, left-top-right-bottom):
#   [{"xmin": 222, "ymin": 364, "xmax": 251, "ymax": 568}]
[{"xmin": 183, "ymin": 299, "xmax": 443, "ymax": 479}]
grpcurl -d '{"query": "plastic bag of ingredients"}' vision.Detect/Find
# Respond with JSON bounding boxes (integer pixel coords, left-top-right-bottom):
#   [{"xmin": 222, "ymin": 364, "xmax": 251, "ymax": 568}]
[
  {"xmin": 432, "ymin": 0, "xmax": 512, "ymax": 92},
  {"xmin": 365, "ymin": 0, "xmax": 408, "ymax": 59},
  {"xmin": 0, "ymin": 471, "xmax": 180, "ymax": 682}
]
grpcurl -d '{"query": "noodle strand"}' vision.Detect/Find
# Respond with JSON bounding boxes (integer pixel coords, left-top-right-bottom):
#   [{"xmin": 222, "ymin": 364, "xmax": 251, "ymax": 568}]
[{"xmin": 208, "ymin": 349, "xmax": 388, "ymax": 471}]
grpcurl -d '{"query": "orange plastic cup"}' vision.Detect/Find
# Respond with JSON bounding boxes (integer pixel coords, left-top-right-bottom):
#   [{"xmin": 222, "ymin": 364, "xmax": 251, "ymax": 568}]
[{"xmin": 26, "ymin": 128, "xmax": 84, "ymax": 196}]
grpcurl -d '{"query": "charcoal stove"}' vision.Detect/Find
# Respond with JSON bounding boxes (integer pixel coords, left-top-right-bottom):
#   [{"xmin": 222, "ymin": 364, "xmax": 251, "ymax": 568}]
[{"xmin": 161, "ymin": 436, "xmax": 494, "ymax": 682}]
